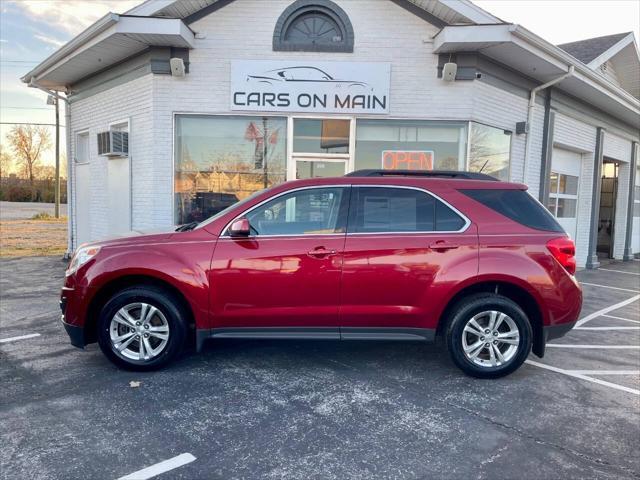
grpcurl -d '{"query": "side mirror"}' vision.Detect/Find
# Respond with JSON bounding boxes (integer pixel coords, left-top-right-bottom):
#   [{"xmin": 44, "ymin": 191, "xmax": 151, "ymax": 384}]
[{"xmin": 229, "ymin": 218, "xmax": 251, "ymax": 237}]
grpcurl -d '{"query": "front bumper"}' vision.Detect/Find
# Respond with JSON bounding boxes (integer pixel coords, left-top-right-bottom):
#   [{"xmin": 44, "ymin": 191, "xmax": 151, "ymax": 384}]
[
  {"xmin": 61, "ymin": 316, "xmax": 85, "ymax": 349},
  {"xmin": 60, "ymin": 289, "xmax": 85, "ymax": 349}
]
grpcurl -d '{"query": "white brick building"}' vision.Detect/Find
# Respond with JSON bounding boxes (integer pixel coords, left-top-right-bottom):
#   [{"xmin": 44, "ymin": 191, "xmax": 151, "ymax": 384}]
[{"xmin": 22, "ymin": 0, "xmax": 640, "ymax": 268}]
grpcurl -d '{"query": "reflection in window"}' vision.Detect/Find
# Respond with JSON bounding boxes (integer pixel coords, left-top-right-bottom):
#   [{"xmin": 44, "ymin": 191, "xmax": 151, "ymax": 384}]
[
  {"xmin": 355, "ymin": 120, "xmax": 467, "ymax": 171},
  {"xmin": 293, "ymin": 119, "xmax": 350, "ymax": 154},
  {"xmin": 548, "ymin": 171, "xmax": 579, "ymax": 218},
  {"xmin": 174, "ymin": 115, "xmax": 287, "ymax": 224},
  {"xmin": 468, "ymin": 122, "xmax": 511, "ymax": 181},
  {"xmin": 247, "ymin": 187, "xmax": 345, "ymax": 235}
]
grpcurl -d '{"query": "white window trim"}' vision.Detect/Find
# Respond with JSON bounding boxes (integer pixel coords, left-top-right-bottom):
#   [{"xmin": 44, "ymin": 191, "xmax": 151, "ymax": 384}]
[
  {"xmin": 548, "ymin": 170, "xmax": 580, "ymax": 218},
  {"xmin": 109, "ymin": 118, "xmax": 130, "ymax": 132},
  {"xmin": 74, "ymin": 129, "xmax": 90, "ymax": 165}
]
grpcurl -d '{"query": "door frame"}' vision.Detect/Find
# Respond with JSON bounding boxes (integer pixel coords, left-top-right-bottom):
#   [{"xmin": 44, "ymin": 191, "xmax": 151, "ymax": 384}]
[
  {"xmin": 598, "ymin": 159, "xmax": 620, "ymax": 258},
  {"xmin": 286, "ymin": 115, "xmax": 356, "ymax": 180},
  {"xmin": 74, "ymin": 129, "xmax": 91, "ymax": 247}
]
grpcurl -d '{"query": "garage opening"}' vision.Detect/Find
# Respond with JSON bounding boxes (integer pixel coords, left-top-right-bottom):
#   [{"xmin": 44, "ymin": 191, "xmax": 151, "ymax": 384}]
[{"xmin": 597, "ymin": 159, "xmax": 619, "ymax": 259}]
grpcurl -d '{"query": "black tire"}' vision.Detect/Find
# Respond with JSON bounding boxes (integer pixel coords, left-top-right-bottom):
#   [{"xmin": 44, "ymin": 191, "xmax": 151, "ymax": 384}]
[
  {"xmin": 97, "ymin": 285, "xmax": 188, "ymax": 371},
  {"xmin": 445, "ymin": 293, "xmax": 532, "ymax": 379}
]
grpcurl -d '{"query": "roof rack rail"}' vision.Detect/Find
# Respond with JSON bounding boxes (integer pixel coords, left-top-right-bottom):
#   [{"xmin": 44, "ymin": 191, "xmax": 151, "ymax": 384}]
[{"xmin": 345, "ymin": 169, "xmax": 499, "ymax": 181}]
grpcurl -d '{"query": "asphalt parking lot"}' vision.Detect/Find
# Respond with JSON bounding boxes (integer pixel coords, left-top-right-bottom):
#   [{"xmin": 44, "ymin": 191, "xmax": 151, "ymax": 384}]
[{"xmin": 1, "ymin": 257, "xmax": 639, "ymax": 480}]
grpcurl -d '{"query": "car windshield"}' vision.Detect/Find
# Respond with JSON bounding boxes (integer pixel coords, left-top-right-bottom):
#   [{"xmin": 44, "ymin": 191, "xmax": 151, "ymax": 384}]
[{"xmin": 194, "ymin": 188, "xmax": 270, "ymax": 230}]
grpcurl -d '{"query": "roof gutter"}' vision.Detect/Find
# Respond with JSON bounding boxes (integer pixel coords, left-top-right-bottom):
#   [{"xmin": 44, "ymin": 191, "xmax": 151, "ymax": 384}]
[
  {"xmin": 522, "ymin": 66, "xmax": 575, "ymax": 183},
  {"xmin": 511, "ymin": 25, "xmax": 639, "ymax": 111}
]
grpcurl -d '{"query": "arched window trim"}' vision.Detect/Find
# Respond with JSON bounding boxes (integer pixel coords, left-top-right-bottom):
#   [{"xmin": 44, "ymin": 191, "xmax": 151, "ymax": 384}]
[{"xmin": 273, "ymin": 0, "xmax": 354, "ymax": 53}]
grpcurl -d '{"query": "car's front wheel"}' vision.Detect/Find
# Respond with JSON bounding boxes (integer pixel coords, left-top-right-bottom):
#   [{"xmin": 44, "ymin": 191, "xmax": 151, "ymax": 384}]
[
  {"xmin": 97, "ymin": 286, "xmax": 188, "ymax": 371},
  {"xmin": 445, "ymin": 293, "xmax": 532, "ymax": 379}
]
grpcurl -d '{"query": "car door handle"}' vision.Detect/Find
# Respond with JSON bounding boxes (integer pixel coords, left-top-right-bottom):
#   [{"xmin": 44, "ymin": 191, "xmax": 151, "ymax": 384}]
[
  {"xmin": 429, "ymin": 241, "xmax": 459, "ymax": 251},
  {"xmin": 307, "ymin": 247, "xmax": 337, "ymax": 258}
]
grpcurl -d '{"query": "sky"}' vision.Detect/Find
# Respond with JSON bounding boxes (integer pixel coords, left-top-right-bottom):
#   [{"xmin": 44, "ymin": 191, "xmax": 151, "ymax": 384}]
[{"xmin": 1, "ymin": 0, "xmax": 638, "ymax": 166}]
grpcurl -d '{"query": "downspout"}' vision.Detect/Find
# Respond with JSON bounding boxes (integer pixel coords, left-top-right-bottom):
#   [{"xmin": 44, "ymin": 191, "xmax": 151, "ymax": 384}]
[
  {"xmin": 522, "ymin": 66, "xmax": 574, "ymax": 184},
  {"xmin": 28, "ymin": 79, "xmax": 74, "ymax": 258}
]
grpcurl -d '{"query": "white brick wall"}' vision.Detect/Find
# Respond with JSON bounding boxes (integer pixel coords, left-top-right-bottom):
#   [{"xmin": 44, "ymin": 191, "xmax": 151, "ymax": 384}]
[
  {"xmin": 69, "ymin": 74, "xmax": 154, "ymax": 249},
  {"xmin": 469, "ymin": 81, "xmax": 536, "ymax": 188}
]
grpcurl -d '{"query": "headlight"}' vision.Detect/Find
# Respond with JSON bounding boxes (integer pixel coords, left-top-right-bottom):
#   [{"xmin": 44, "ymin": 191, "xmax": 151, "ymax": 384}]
[{"xmin": 66, "ymin": 246, "xmax": 101, "ymax": 276}]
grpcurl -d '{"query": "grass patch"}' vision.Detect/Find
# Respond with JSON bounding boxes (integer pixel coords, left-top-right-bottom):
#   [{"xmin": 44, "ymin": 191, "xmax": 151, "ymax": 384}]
[
  {"xmin": 0, "ymin": 217, "xmax": 67, "ymax": 257},
  {"xmin": 31, "ymin": 212, "xmax": 53, "ymax": 220}
]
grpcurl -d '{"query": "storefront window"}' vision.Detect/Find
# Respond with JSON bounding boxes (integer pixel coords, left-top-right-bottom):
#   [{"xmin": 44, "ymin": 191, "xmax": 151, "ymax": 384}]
[
  {"xmin": 293, "ymin": 119, "xmax": 350, "ymax": 154},
  {"xmin": 355, "ymin": 120, "xmax": 467, "ymax": 172},
  {"xmin": 174, "ymin": 115, "xmax": 287, "ymax": 224},
  {"xmin": 468, "ymin": 122, "xmax": 511, "ymax": 181}
]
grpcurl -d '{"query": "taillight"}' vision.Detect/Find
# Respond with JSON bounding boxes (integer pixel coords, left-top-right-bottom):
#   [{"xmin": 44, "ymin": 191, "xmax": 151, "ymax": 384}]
[{"xmin": 546, "ymin": 237, "xmax": 576, "ymax": 275}]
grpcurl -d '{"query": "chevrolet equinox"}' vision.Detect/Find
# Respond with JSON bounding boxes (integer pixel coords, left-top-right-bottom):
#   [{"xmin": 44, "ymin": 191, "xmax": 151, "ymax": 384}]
[{"xmin": 61, "ymin": 170, "xmax": 582, "ymax": 378}]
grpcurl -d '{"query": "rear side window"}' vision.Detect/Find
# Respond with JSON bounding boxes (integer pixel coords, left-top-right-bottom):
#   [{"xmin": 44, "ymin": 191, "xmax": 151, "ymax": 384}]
[
  {"xmin": 436, "ymin": 201, "xmax": 465, "ymax": 231},
  {"xmin": 349, "ymin": 187, "xmax": 466, "ymax": 233},
  {"xmin": 460, "ymin": 189, "xmax": 564, "ymax": 232}
]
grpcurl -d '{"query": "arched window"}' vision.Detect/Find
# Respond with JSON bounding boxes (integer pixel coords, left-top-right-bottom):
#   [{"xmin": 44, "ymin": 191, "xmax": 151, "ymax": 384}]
[{"xmin": 273, "ymin": 0, "xmax": 354, "ymax": 53}]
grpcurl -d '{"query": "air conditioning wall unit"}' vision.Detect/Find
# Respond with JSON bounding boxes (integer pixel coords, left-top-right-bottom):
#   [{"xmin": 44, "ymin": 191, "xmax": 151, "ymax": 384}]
[{"xmin": 97, "ymin": 131, "xmax": 129, "ymax": 157}]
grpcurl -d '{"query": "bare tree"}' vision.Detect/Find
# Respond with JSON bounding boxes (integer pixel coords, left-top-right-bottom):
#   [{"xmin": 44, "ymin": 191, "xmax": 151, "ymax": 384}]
[
  {"xmin": 6, "ymin": 125, "xmax": 52, "ymax": 186},
  {"xmin": 0, "ymin": 144, "xmax": 13, "ymax": 178}
]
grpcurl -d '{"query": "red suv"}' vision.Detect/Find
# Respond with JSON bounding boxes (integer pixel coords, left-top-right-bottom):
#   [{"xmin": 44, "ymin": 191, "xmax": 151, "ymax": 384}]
[{"xmin": 60, "ymin": 170, "xmax": 582, "ymax": 378}]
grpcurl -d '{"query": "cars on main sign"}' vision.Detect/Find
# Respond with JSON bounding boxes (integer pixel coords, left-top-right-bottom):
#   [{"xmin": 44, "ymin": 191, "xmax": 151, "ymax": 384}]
[{"xmin": 60, "ymin": 170, "xmax": 582, "ymax": 378}]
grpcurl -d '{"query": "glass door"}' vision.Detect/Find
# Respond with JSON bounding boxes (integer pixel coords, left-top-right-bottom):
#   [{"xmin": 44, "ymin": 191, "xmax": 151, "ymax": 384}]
[
  {"xmin": 288, "ymin": 117, "xmax": 354, "ymax": 179},
  {"xmin": 296, "ymin": 159, "xmax": 347, "ymax": 179}
]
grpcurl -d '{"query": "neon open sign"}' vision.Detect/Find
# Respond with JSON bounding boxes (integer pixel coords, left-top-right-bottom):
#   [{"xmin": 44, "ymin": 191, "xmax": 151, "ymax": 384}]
[{"xmin": 382, "ymin": 151, "xmax": 434, "ymax": 170}]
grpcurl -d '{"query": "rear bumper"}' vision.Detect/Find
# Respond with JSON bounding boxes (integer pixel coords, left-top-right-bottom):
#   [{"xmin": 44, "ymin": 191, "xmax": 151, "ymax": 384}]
[{"xmin": 544, "ymin": 321, "xmax": 577, "ymax": 342}]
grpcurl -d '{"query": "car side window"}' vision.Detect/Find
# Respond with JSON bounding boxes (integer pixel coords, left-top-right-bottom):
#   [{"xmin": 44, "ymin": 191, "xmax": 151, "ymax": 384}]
[
  {"xmin": 246, "ymin": 187, "xmax": 347, "ymax": 236},
  {"xmin": 435, "ymin": 200, "xmax": 466, "ymax": 231},
  {"xmin": 349, "ymin": 187, "xmax": 466, "ymax": 233}
]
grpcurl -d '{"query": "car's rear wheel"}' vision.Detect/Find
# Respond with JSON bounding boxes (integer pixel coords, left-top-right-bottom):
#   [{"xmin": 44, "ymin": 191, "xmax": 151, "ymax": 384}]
[
  {"xmin": 97, "ymin": 286, "xmax": 188, "ymax": 371},
  {"xmin": 445, "ymin": 293, "xmax": 532, "ymax": 379}
]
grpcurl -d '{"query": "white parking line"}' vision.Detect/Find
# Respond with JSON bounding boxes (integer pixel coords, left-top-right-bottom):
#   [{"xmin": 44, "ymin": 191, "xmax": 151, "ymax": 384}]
[
  {"xmin": 602, "ymin": 314, "xmax": 640, "ymax": 324},
  {"xmin": 0, "ymin": 333, "xmax": 41, "ymax": 343},
  {"xmin": 568, "ymin": 370, "xmax": 640, "ymax": 375},
  {"xmin": 117, "ymin": 453, "xmax": 196, "ymax": 480},
  {"xmin": 576, "ymin": 294, "xmax": 640, "ymax": 327},
  {"xmin": 525, "ymin": 360, "xmax": 640, "ymax": 395},
  {"xmin": 575, "ymin": 326, "xmax": 640, "ymax": 330},
  {"xmin": 546, "ymin": 344, "xmax": 640, "ymax": 349},
  {"xmin": 598, "ymin": 268, "xmax": 640, "ymax": 276},
  {"xmin": 580, "ymin": 282, "xmax": 639, "ymax": 293}
]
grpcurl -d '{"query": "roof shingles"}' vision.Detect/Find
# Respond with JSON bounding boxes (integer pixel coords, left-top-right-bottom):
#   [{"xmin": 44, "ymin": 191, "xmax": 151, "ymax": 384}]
[{"xmin": 557, "ymin": 32, "xmax": 631, "ymax": 64}]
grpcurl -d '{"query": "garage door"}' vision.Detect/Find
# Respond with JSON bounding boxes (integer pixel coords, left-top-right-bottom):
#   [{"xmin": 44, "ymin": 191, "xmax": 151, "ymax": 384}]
[{"xmin": 548, "ymin": 148, "xmax": 581, "ymax": 239}]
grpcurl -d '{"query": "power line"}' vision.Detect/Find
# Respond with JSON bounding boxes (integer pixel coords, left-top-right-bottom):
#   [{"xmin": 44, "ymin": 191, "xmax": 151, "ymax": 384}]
[
  {"xmin": 0, "ymin": 122, "xmax": 66, "ymax": 127},
  {"xmin": 2, "ymin": 106, "xmax": 54, "ymax": 110},
  {"xmin": 0, "ymin": 60, "xmax": 42, "ymax": 64}
]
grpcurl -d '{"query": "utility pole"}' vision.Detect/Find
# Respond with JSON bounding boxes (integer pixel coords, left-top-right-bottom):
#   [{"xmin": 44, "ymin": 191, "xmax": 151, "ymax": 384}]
[{"xmin": 53, "ymin": 95, "xmax": 61, "ymax": 218}]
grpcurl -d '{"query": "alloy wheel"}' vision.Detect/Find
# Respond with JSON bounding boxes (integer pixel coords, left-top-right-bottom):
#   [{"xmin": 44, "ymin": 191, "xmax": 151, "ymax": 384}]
[
  {"xmin": 109, "ymin": 302, "xmax": 170, "ymax": 362},
  {"xmin": 461, "ymin": 310, "xmax": 520, "ymax": 368}
]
